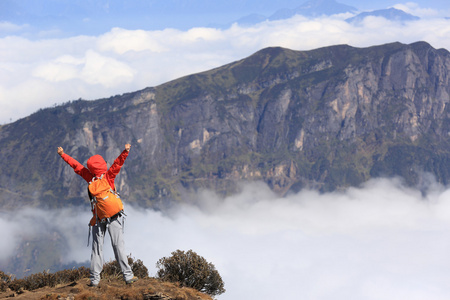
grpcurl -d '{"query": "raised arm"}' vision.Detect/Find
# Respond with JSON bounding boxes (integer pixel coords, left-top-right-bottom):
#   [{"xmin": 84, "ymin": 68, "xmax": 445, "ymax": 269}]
[
  {"xmin": 107, "ymin": 144, "xmax": 130, "ymax": 179},
  {"xmin": 57, "ymin": 146, "xmax": 93, "ymax": 182}
]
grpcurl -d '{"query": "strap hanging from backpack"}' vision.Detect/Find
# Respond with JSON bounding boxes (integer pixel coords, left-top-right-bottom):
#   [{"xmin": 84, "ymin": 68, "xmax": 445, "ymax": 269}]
[
  {"xmin": 121, "ymin": 211, "xmax": 127, "ymax": 233},
  {"xmin": 87, "ymin": 225, "xmax": 91, "ymax": 247}
]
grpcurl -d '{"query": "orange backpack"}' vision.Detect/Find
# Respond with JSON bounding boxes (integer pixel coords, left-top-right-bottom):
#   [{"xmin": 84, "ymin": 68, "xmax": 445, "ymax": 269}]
[{"xmin": 88, "ymin": 175, "xmax": 124, "ymax": 226}]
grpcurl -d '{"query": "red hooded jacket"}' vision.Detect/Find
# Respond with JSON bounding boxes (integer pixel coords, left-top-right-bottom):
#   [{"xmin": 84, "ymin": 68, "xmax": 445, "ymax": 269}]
[{"xmin": 60, "ymin": 150, "xmax": 129, "ymax": 191}]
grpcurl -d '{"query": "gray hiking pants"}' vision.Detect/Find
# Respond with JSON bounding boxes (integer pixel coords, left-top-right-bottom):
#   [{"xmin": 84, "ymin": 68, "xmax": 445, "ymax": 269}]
[{"xmin": 90, "ymin": 217, "xmax": 134, "ymax": 285}]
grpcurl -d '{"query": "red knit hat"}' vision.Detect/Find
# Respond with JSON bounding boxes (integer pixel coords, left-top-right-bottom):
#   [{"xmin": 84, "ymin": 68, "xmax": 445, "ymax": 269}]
[{"xmin": 87, "ymin": 155, "xmax": 107, "ymax": 177}]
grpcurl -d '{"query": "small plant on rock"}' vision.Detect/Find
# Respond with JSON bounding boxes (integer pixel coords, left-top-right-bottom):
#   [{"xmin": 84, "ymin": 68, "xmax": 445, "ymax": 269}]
[{"xmin": 156, "ymin": 249, "xmax": 225, "ymax": 297}]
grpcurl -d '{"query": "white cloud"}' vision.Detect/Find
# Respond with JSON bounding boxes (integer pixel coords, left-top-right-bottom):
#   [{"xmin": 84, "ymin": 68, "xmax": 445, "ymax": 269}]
[
  {"xmin": 31, "ymin": 50, "xmax": 135, "ymax": 87},
  {"xmin": 1, "ymin": 178, "xmax": 450, "ymax": 299},
  {"xmin": 0, "ymin": 216, "xmax": 20, "ymax": 261},
  {"xmin": 32, "ymin": 55, "xmax": 82, "ymax": 82},
  {"xmin": 81, "ymin": 50, "xmax": 135, "ymax": 87},
  {"xmin": 0, "ymin": 207, "xmax": 91, "ymax": 264},
  {"xmin": 393, "ymin": 2, "xmax": 442, "ymax": 18},
  {"xmin": 0, "ymin": 21, "xmax": 29, "ymax": 34},
  {"xmin": 97, "ymin": 28, "xmax": 169, "ymax": 54},
  {"xmin": 1, "ymin": 12, "xmax": 450, "ymax": 124},
  {"xmin": 128, "ymin": 179, "xmax": 450, "ymax": 300}
]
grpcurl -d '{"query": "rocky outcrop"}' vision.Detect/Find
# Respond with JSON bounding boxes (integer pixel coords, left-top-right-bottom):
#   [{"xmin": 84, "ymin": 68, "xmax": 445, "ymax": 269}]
[{"xmin": 1, "ymin": 41, "xmax": 449, "ymax": 209}]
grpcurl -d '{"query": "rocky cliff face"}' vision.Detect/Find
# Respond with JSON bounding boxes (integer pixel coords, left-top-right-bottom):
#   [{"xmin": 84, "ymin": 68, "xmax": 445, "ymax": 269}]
[{"xmin": 1, "ymin": 41, "xmax": 449, "ymax": 209}]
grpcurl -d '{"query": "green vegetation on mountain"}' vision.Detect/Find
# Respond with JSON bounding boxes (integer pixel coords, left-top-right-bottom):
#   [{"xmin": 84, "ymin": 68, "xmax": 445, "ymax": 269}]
[{"xmin": 0, "ymin": 41, "xmax": 449, "ymax": 209}]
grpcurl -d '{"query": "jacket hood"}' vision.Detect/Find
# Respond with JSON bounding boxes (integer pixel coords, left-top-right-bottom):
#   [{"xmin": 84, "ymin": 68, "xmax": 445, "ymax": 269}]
[{"xmin": 87, "ymin": 155, "xmax": 107, "ymax": 177}]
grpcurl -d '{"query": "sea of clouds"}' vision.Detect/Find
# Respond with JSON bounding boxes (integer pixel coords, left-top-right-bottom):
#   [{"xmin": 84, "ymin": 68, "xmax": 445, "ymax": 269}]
[
  {"xmin": 1, "ymin": 3, "xmax": 450, "ymax": 124},
  {"xmin": 1, "ymin": 177, "xmax": 450, "ymax": 300}
]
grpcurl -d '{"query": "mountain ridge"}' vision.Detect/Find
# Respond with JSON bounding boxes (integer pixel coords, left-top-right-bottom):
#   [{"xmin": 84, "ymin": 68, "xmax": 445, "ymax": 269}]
[{"xmin": 1, "ymin": 41, "xmax": 450, "ymax": 209}]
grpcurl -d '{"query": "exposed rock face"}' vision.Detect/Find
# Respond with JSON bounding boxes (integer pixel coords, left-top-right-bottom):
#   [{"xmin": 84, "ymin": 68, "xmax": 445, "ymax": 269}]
[{"xmin": 1, "ymin": 41, "xmax": 449, "ymax": 209}]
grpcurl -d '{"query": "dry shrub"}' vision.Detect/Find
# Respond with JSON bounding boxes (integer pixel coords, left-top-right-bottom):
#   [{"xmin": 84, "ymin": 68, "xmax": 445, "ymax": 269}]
[
  {"xmin": 156, "ymin": 250, "xmax": 225, "ymax": 297},
  {"xmin": 1, "ymin": 255, "xmax": 147, "ymax": 293},
  {"xmin": 102, "ymin": 255, "xmax": 149, "ymax": 280},
  {"xmin": 53, "ymin": 266, "xmax": 90, "ymax": 285},
  {"xmin": 0, "ymin": 270, "xmax": 12, "ymax": 292},
  {"xmin": 130, "ymin": 257, "xmax": 149, "ymax": 279},
  {"xmin": 8, "ymin": 270, "xmax": 54, "ymax": 291},
  {"xmin": 101, "ymin": 260, "xmax": 123, "ymax": 280},
  {"xmin": 5, "ymin": 266, "xmax": 89, "ymax": 292}
]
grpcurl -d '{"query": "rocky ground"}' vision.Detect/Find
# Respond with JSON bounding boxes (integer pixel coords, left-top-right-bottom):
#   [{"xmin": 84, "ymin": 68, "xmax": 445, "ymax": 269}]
[{"xmin": 0, "ymin": 277, "xmax": 212, "ymax": 300}]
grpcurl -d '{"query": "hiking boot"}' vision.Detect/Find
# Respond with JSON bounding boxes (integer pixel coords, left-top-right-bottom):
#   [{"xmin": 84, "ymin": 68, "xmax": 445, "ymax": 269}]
[
  {"xmin": 88, "ymin": 282, "xmax": 99, "ymax": 287},
  {"xmin": 126, "ymin": 276, "xmax": 138, "ymax": 285}
]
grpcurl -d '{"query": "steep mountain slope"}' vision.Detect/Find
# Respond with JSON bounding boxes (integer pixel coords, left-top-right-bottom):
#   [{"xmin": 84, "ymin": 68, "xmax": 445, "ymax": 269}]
[{"xmin": 1, "ymin": 41, "xmax": 449, "ymax": 209}]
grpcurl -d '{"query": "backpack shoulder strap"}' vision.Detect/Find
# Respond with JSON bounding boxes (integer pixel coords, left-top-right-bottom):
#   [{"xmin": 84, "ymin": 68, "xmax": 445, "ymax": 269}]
[
  {"xmin": 87, "ymin": 186, "xmax": 94, "ymax": 201},
  {"xmin": 88, "ymin": 173, "xmax": 104, "ymax": 185}
]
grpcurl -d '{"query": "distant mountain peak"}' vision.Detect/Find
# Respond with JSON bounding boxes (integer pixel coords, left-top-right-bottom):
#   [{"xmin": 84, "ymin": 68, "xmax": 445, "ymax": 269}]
[
  {"xmin": 346, "ymin": 7, "xmax": 420, "ymax": 23},
  {"xmin": 269, "ymin": 0, "xmax": 357, "ymax": 20},
  {"xmin": 232, "ymin": 0, "xmax": 357, "ymax": 27},
  {"xmin": 301, "ymin": 0, "xmax": 347, "ymax": 9}
]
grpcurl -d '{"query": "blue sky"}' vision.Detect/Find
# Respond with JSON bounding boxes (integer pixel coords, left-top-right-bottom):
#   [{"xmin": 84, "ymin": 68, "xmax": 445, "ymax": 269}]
[
  {"xmin": 1, "ymin": 0, "xmax": 450, "ymax": 124},
  {"xmin": 1, "ymin": 0, "xmax": 449, "ymax": 36}
]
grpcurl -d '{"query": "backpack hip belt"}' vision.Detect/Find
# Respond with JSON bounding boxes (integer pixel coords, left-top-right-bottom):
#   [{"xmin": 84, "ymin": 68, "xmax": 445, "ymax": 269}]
[{"xmin": 99, "ymin": 210, "xmax": 123, "ymax": 224}]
